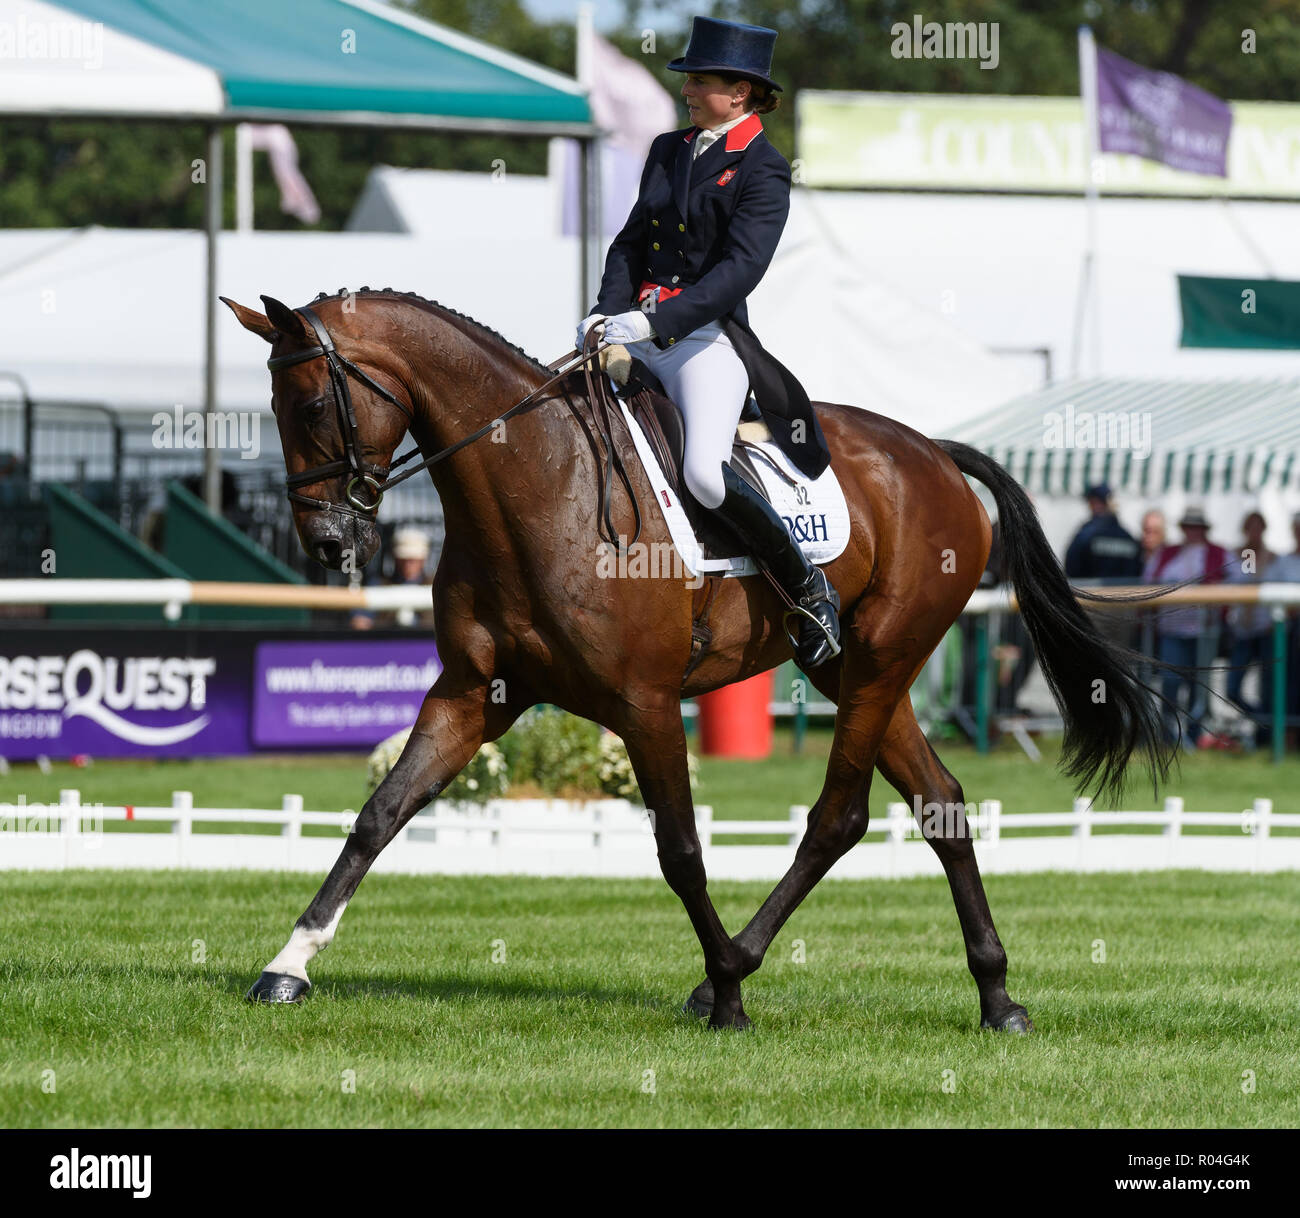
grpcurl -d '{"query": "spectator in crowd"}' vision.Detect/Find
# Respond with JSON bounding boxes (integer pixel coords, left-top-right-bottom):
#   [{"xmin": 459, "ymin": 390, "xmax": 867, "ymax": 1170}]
[
  {"xmin": 1139, "ymin": 508, "xmax": 1167, "ymax": 565},
  {"xmin": 1224, "ymin": 511, "xmax": 1276, "ymax": 748},
  {"xmin": 957, "ymin": 519, "xmax": 1036, "ymax": 726},
  {"xmin": 1064, "ymin": 483, "xmax": 1144, "ymax": 651},
  {"xmin": 1064, "ymin": 483, "xmax": 1144, "ymax": 581},
  {"xmin": 351, "ymin": 527, "xmax": 435, "ymax": 631},
  {"xmin": 1261, "ymin": 512, "xmax": 1300, "ymax": 745},
  {"xmin": 1142, "ymin": 506, "xmax": 1230, "ymax": 749}
]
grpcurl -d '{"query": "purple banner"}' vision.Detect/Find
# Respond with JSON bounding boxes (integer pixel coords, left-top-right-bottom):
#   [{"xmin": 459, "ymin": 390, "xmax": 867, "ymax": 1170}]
[
  {"xmin": 1095, "ymin": 45, "xmax": 1232, "ymax": 176},
  {"xmin": 0, "ymin": 634, "xmax": 250, "ymax": 759},
  {"xmin": 253, "ymin": 640, "xmax": 440, "ymax": 748}
]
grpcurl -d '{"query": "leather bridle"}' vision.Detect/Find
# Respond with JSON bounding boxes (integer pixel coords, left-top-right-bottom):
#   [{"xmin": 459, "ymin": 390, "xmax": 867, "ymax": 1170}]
[
  {"xmin": 268, "ymin": 304, "xmax": 413, "ymax": 521},
  {"xmin": 267, "ymin": 304, "xmax": 609, "ymax": 524}
]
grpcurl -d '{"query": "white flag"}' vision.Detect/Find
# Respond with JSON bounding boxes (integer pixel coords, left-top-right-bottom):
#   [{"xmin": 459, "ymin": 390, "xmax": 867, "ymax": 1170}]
[
  {"xmin": 246, "ymin": 124, "xmax": 321, "ymax": 225},
  {"xmin": 561, "ymin": 31, "xmax": 679, "ymax": 236}
]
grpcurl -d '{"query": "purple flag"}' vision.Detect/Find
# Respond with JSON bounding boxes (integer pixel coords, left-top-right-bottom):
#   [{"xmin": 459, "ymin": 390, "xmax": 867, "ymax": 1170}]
[{"xmin": 1094, "ymin": 46, "xmax": 1232, "ymax": 176}]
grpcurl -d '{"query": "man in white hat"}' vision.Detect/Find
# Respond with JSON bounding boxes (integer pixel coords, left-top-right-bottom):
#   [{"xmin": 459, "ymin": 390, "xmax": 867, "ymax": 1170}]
[{"xmin": 351, "ymin": 527, "xmax": 433, "ymax": 630}]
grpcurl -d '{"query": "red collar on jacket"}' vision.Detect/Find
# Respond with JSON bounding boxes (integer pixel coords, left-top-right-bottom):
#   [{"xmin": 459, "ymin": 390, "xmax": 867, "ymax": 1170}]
[{"xmin": 682, "ymin": 111, "xmax": 764, "ymax": 151}]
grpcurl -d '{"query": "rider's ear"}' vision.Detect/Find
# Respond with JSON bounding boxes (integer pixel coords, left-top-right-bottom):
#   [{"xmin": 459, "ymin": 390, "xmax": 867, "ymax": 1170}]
[
  {"xmin": 258, "ymin": 295, "xmax": 309, "ymax": 340},
  {"xmin": 220, "ymin": 296, "xmax": 278, "ymax": 344}
]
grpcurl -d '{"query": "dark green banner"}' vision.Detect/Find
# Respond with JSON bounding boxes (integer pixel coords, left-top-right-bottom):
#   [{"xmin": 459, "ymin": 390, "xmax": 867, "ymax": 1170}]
[{"xmin": 1179, "ymin": 274, "xmax": 1300, "ymax": 349}]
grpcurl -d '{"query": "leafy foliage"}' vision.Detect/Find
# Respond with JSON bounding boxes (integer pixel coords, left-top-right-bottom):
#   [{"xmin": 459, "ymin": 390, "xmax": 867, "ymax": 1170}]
[{"xmin": 5, "ymin": 2, "xmax": 1300, "ymax": 230}]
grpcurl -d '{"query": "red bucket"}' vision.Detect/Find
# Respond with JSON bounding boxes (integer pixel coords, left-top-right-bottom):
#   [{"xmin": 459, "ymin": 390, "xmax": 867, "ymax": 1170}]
[{"xmin": 697, "ymin": 670, "xmax": 774, "ymax": 759}]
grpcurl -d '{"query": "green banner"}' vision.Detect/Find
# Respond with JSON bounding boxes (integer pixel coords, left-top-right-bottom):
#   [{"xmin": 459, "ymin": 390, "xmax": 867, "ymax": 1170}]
[{"xmin": 1179, "ymin": 275, "xmax": 1300, "ymax": 349}]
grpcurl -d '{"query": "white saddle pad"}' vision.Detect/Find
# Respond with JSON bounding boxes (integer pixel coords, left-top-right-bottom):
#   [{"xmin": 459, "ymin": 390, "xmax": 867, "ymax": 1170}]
[{"xmin": 618, "ymin": 398, "xmax": 851, "ymax": 578}]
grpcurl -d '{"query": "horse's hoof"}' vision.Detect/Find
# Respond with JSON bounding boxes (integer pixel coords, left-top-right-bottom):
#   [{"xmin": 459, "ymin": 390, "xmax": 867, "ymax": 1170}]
[
  {"xmin": 708, "ymin": 1009, "xmax": 753, "ymax": 1032},
  {"xmin": 245, "ymin": 971, "xmax": 310, "ymax": 1004},
  {"xmin": 981, "ymin": 1007, "xmax": 1033, "ymax": 1034},
  {"xmin": 682, "ymin": 979, "xmax": 714, "ymax": 1019}
]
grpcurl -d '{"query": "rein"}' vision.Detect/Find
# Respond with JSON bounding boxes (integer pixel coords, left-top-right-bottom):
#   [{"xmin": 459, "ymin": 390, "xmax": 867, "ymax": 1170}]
[{"xmin": 267, "ymin": 306, "xmax": 637, "ymax": 541}]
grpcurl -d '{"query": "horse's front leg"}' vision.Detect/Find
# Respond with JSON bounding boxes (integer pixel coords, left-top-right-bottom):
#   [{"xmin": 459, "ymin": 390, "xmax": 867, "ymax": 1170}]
[{"xmin": 246, "ymin": 675, "xmax": 511, "ymax": 1003}]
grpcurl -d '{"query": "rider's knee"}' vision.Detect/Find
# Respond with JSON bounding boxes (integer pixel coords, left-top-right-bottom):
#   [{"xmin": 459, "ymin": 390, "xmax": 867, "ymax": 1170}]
[{"xmin": 684, "ymin": 458, "xmax": 726, "ymax": 509}]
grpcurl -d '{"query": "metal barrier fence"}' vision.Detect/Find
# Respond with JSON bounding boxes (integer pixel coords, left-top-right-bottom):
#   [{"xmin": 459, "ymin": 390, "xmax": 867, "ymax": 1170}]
[
  {"xmin": 3, "ymin": 579, "xmax": 1299, "ymax": 756},
  {"xmin": 0, "ymin": 392, "xmax": 444, "ymax": 580}
]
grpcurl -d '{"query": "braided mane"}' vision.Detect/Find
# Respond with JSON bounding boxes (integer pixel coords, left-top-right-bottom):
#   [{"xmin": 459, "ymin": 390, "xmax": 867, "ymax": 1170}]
[{"xmin": 308, "ymin": 287, "xmax": 554, "ymax": 377}]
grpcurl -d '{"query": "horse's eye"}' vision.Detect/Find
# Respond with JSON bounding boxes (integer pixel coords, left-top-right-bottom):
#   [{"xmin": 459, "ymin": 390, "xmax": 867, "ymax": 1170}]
[{"xmin": 303, "ymin": 397, "xmax": 327, "ymax": 421}]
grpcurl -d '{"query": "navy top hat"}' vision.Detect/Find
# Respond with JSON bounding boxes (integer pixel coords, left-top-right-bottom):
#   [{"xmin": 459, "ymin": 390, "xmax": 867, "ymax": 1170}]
[{"xmin": 667, "ymin": 16, "xmax": 783, "ymax": 92}]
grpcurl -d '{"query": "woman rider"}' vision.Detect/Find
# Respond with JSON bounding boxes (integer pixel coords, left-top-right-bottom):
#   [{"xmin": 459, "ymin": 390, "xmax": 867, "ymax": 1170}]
[{"xmin": 576, "ymin": 16, "xmax": 841, "ymax": 669}]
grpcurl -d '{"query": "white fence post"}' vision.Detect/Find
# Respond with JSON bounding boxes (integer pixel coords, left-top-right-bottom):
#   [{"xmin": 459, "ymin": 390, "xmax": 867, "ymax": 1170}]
[
  {"xmin": 888, "ymin": 801, "xmax": 908, "ymax": 877},
  {"xmin": 172, "ymin": 790, "xmax": 193, "ymax": 867},
  {"xmin": 1253, "ymin": 797, "xmax": 1272, "ymax": 873},
  {"xmin": 1073, "ymin": 796, "xmax": 1092, "ymax": 868},
  {"xmin": 281, "ymin": 793, "xmax": 303, "ymax": 869},
  {"xmin": 696, "ymin": 804, "xmax": 714, "ymax": 848},
  {"xmin": 981, "ymin": 799, "xmax": 1001, "ymax": 848},
  {"xmin": 1164, "ymin": 796, "xmax": 1184, "ymax": 838},
  {"xmin": 787, "ymin": 804, "xmax": 808, "ymax": 848},
  {"xmin": 60, "ymin": 788, "xmax": 80, "ymax": 869}
]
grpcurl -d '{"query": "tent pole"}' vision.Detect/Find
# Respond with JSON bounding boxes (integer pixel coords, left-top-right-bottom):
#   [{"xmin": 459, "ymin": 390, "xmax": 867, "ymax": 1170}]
[
  {"xmin": 578, "ymin": 135, "xmax": 591, "ymax": 318},
  {"xmin": 589, "ymin": 133, "xmax": 601, "ymax": 306},
  {"xmin": 1071, "ymin": 25, "xmax": 1100, "ymax": 378},
  {"xmin": 203, "ymin": 123, "xmax": 223, "ymax": 513}
]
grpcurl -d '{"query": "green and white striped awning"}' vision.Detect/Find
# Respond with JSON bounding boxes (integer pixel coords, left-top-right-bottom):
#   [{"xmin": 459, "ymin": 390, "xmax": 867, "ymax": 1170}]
[{"xmin": 949, "ymin": 378, "xmax": 1300, "ymax": 497}]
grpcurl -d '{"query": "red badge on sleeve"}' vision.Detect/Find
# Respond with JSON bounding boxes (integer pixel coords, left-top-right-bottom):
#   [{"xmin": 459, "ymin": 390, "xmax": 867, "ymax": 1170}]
[{"xmin": 716, "ymin": 168, "xmax": 737, "ymax": 187}]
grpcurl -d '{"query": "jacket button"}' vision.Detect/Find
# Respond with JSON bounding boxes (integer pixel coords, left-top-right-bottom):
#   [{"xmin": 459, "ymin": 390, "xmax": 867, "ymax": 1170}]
[
  {"xmin": 652, "ymin": 242, "xmax": 660, "ymax": 250},
  {"xmin": 678, "ymin": 223, "xmax": 685, "ymax": 231},
  {"xmin": 671, "ymin": 275, "xmax": 680, "ymax": 283},
  {"xmin": 668, "ymin": 337, "xmax": 676, "ymax": 344},
  {"xmin": 652, "ymin": 219, "xmax": 659, "ymax": 227},
  {"xmin": 677, "ymin": 250, "xmax": 684, "ymax": 257}
]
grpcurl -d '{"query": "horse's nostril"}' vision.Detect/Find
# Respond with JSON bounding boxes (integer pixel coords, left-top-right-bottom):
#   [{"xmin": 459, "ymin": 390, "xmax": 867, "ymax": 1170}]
[{"xmin": 314, "ymin": 538, "xmax": 343, "ymax": 567}]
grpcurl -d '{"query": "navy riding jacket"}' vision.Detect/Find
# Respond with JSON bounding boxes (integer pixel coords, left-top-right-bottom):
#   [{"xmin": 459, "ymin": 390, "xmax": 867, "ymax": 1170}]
[{"xmin": 590, "ymin": 111, "xmax": 791, "ymax": 347}]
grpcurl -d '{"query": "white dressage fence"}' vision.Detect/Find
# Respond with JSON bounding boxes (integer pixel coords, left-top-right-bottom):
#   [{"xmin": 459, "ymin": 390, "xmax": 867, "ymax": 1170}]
[{"xmin": 1, "ymin": 790, "xmax": 1297, "ymax": 879}]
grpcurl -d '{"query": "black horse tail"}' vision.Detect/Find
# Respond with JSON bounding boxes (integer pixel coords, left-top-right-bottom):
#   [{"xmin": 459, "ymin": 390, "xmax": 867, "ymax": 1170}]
[{"xmin": 937, "ymin": 440, "xmax": 1177, "ymax": 803}]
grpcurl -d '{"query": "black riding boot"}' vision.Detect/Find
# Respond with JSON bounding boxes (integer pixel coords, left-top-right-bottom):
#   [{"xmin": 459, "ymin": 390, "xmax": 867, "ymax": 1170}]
[{"xmin": 710, "ymin": 464, "xmax": 842, "ymax": 668}]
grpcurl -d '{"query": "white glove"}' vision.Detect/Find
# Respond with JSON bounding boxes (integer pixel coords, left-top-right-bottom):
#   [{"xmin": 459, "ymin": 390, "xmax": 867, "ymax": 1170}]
[
  {"xmin": 601, "ymin": 309, "xmax": 656, "ymax": 345},
  {"xmin": 576, "ymin": 313, "xmax": 606, "ymax": 348}
]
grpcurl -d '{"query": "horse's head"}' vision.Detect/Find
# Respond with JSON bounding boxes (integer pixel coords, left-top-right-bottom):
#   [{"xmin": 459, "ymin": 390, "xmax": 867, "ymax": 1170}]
[{"xmin": 222, "ymin": 294, "xmax": 414, "ymax": 571}]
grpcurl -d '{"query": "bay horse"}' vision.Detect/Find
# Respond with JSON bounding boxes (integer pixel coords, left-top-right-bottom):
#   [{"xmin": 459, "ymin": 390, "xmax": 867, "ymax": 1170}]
[{"xmin": 222, "ymin": 289, "xmax": 1172, "ymax": 1032}]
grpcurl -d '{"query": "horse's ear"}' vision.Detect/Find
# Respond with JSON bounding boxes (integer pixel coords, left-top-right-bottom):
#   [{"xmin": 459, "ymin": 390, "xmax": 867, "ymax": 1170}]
[
  {"xmin": 220, "ymin": 296, "xmax": 278, "ymax": 344},
  {"xmin": 258, "ymin": 294, "xmax": 308, "ymax": 340}
]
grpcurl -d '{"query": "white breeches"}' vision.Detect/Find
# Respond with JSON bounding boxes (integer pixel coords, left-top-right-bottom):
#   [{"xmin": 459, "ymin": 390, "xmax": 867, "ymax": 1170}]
[{"xmin": 624, "ymin": 319, "xmax": 750, "ymax": 509}]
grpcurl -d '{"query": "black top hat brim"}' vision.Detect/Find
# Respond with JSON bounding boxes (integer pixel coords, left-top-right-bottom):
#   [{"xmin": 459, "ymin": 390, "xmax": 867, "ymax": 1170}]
[{"xmin": 666, "ymin": 57, "xmax": 783, "ymax": 92}]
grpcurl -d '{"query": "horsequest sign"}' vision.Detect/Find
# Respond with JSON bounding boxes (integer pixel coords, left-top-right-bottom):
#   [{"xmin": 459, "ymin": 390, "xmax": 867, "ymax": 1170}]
[
  {"xmin": 0, "ymin": 634, "xmax": 247, "ymax": 759},
  {"xmin": 796, "ymin": 91, "xmax": 1300, "ymax": 197}
]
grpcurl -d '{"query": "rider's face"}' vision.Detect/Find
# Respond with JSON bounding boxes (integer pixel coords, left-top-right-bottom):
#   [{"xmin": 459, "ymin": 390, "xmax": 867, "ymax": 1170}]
[{"xmin": 681, "ymin": 72, "xmax": 751, "ymax": 129}]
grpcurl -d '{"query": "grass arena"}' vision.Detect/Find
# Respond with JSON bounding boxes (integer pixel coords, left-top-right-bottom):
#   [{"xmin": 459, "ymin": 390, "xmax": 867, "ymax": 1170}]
[
  {"xmin": 3, "ymin": 739, "xmax": 1297, "ymax": 1129},
  {"xmin": 5, "ymin": 2, "xmax": 1300, "ymax": 1179}
]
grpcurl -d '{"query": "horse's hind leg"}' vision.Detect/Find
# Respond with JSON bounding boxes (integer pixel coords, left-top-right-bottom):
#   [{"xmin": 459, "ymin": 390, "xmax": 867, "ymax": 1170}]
[
  {"xmin": 875, "ymin": 697, "xmax": 1032, "ymax": 1032},
  {"xmin": 246, "ymin": 672, "xmax": 514, "ymax": 1003},
  {"xmin": 683, "ymin": 644, "xmax": 913, "ymax": 1017}
]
